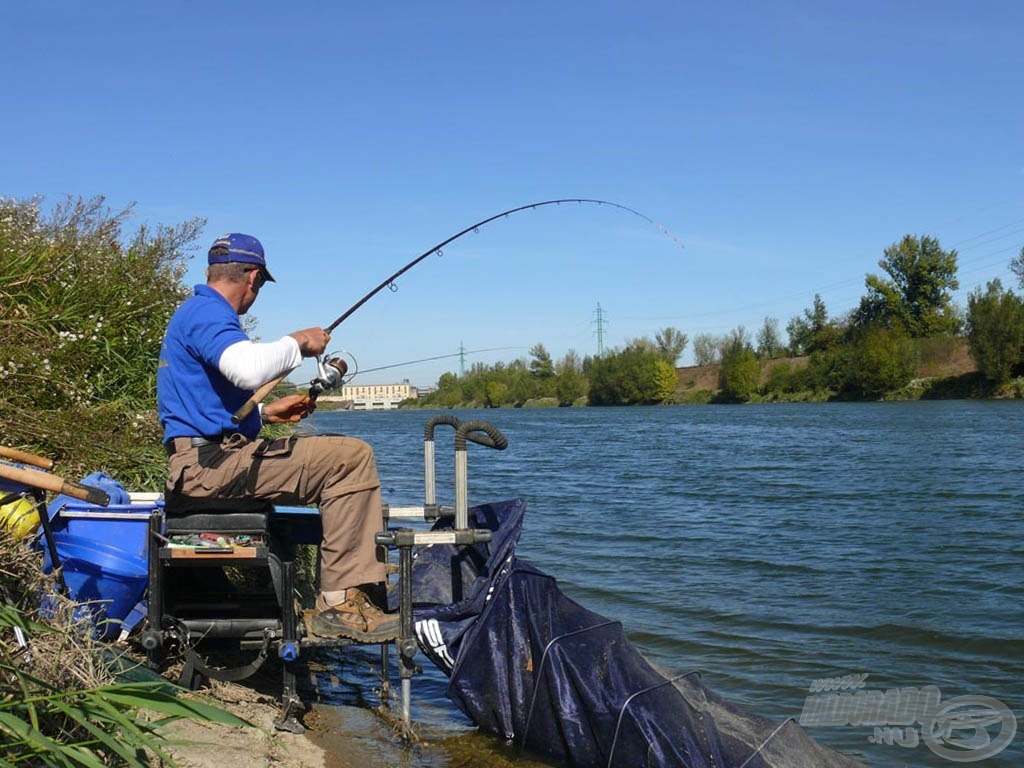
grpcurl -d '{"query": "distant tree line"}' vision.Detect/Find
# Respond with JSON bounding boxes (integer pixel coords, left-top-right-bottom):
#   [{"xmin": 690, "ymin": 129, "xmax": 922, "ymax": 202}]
[
  {"xmin": 414, "ymin": 233, "xmax": 1024, "ymax": 406},
  {"xmin": 710, "ymin": 235, "xmax": 1024, "ymax": 401},
  {"xmin": 413, "ymin": 333, "xmax": 686, "ymax": 408}
]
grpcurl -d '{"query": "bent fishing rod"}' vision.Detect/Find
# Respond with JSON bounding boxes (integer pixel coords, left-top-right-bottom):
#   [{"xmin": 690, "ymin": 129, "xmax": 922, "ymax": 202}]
[{"xmin": 232, "ymin": 198, "xmax": 681, "ymax": 422}]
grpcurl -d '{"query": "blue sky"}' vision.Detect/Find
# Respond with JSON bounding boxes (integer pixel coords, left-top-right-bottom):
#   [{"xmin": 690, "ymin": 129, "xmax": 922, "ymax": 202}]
[{"xmin": 4, "ymin": 2, "xmax": 1023, "ymax": 387}]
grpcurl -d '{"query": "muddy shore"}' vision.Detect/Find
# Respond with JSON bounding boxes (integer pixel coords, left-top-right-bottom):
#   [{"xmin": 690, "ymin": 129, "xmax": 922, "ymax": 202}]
[{"xmin": 160, "ymin": 680, "xmax": 413, "ymax": 768}]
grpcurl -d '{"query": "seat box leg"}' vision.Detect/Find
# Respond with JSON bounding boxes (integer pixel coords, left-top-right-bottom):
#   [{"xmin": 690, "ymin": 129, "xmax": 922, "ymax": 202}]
[{"xmin": 142, "ymin": 510, "xmax": 165, "ymax": 668}]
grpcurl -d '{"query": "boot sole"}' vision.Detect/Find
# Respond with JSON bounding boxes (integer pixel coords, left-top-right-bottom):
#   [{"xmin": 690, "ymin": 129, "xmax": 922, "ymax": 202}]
[{"xmin": 308, "ymin": 613, "xmax": 399, "ymax": 644}]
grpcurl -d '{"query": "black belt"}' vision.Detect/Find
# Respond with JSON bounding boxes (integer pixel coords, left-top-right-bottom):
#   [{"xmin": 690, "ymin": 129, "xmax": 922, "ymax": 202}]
[{"xmin": 165, "ymin": 436, "xmax": 223, "ymax": 456}]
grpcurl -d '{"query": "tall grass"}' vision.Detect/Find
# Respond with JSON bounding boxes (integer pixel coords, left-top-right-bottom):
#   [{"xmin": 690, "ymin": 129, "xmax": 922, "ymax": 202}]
[{"xmin": 0, "ymin": 196, "xmax": 202, "ymax": 487}]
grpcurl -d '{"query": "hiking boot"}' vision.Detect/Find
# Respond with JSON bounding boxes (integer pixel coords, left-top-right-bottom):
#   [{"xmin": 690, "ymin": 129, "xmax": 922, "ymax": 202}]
[
  {"xmin": 310, "ymin": 588, "xmax": 399, "ymax": 643},
  {"xmin": 358, "ymin": 581, "xmax": 393, "ymax": 611}
]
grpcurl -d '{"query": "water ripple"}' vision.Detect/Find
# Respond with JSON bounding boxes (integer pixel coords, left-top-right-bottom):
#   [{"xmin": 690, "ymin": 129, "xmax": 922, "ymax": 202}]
[{"xmin": 313, "ymin": 402, "xmax": 1024, "ymax": 767}]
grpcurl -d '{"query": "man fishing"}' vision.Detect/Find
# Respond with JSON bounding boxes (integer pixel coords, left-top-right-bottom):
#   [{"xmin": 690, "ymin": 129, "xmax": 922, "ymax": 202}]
[{"xmin": 156, "ymin": 232, "xmax": 398, "ymax": 643}]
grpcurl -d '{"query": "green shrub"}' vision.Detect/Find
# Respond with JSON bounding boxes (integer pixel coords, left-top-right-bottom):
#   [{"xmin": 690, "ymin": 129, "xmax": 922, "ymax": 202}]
[
  {"xmin": 0, "ymin": 196, "xmax": 203, "ymax": 486},
  {"xmin": 847, "ymin": 324, "xmax": 918, "ymax": 399},
  {"xmin": 588, "ymin": 342, "xmax": 676, "ymax": 405},
  {"xmin": 966, "ymin": 279, "xmax": 1024, "ymax": 384},
  {"xmin": 806, "ymin": 346, "xmax": 852, "ymax": 395},
  {"xmin": 718, "ymin": 347, "xmax": 760, "ymax": 402},
  {"xmin": 998, "ymin": 376, "xmax": 1024, "ymax": 399}
]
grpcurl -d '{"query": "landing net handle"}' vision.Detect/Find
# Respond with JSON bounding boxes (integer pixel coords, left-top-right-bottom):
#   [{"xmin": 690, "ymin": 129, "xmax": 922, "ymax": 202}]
[{"xmin": 0, "ymin": 450, "xmax": 112, "ymax": 595}]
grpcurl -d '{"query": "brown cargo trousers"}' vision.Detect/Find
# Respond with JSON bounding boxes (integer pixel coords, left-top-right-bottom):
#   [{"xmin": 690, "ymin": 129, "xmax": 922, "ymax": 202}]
[{"xmin": 166, "ymin": 433, "xmax": 386, "ymax": 592}]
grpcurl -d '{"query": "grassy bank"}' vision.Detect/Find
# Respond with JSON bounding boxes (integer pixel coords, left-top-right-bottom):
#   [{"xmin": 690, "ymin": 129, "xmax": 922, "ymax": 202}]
[
  {"xmin": 669, "ymin": 336, "xmax": 1021, "ymax": 404},
  {"xmin": 0, "ymin": 198, "xmax": 313, "ymax": 766},
  {"xmin": 1, "ymin": 197, "xmax": 200, "ymax": 487}
]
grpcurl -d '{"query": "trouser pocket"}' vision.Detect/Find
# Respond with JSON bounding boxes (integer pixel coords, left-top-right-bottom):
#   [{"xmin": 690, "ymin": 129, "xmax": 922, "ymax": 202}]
[{"xmin": 245, "ymin": 436, "xmax": 300, "ymax": 494}]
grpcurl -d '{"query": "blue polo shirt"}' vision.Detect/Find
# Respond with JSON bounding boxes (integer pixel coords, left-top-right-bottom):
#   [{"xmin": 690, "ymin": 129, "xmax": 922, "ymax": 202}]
[{"xmin": 157, "ymin": 284, "xmax": 262, "ymax": 441}]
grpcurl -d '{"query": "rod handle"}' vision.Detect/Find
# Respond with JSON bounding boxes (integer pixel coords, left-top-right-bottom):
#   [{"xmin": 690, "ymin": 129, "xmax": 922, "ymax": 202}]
[
  {"xmin": 0, "ymin": 446, "xmax": 54, "ymax": 470},
  {"xmin": 0, "ymin": 462, "xmax": 110, "ymax": 506},
  {"xmin": 232, "ymin": 374, "xmax": 287, "ymax": 424}
]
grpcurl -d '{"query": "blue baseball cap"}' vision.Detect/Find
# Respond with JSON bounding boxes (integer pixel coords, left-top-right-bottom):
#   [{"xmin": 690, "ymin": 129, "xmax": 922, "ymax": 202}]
[{"xmin": 207, "ymin": 233, "xmax": 275, "ymax": 282}]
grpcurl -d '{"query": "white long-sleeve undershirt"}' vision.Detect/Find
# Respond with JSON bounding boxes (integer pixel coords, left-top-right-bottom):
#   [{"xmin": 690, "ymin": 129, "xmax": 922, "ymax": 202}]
[{"xmin": 218, "ymin": 337, "xmax": 302, "ymax": 390}]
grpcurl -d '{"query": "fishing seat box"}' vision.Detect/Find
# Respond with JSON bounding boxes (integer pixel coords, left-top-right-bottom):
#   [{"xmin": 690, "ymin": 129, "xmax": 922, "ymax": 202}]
[{"xmin": 143, "ymin": 492, "xmax": 305, "ymax": 730}]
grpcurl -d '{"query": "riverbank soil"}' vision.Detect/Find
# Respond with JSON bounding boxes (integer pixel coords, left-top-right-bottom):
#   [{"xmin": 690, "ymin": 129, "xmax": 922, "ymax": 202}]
[
  {"xmin": 149, "ymin": 655, "xmax": 415, "ymax": 768},
  {"xmin": 154, "ymin": 666, "xmax": 328, "ymax": 768},
  {"xmin": 135, "ymin": 651, "xmax": 367, "ymax": 767},
  {"xmin": 914, "ymin": 335, "xmax": 975, "ymax": 378},
  {"xmin": 156, "ymin": 683, "xmax": 411, "ymax": 768}
]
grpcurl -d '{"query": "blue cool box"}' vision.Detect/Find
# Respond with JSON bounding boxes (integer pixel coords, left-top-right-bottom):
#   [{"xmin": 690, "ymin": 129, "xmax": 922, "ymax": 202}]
[
  {"xmin": 47, "ymin": 494, "xmax": 161, "ymax": 561},
  {"xmin": 40, "ymin": 485, "xmax": 159, "ymax": 639},
  {"xmin": 41, "ymin": 533, "xmax": 149, "ymax": 640}
]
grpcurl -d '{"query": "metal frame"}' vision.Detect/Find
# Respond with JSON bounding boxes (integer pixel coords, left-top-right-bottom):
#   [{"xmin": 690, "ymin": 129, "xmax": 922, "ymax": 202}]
[
  {"xmin": 376, "ymin": 415, "xmax": 507, "ymax": 727},
  {"xmin": 139, "ymin": 415, "xmax": 509, "ymax": 735}
]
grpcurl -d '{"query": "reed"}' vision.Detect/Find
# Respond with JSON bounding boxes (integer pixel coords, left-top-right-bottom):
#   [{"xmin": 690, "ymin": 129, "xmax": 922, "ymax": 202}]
[{"xmin": 1, "ymin": 196, "xmax": 251, "ymax": 765}]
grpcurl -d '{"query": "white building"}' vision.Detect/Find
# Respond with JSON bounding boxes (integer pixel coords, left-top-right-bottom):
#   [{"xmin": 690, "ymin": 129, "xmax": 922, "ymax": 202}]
[{"xmin": 332, "ymin": 381, "xmax": 419, "ymax": 411}]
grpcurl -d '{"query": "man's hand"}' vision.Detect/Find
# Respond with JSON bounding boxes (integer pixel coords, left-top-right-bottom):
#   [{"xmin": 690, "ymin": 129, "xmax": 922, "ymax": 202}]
[
  {"xmin": 289, "ymin": 327, "xmax": 331, "ymax": 357},
  {"xmin": 263, "ymin": 394, "xmax": 316, "ymax": 423}
]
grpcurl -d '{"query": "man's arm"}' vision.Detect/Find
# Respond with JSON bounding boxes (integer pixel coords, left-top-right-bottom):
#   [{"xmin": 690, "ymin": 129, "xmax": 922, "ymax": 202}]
[
  {"xmin": 219, "ymin": 326, "xmax": 331, "ymax": 389},
  {"xmin": 218, "ymin": 337, "xmax": 302, "ymax": 389}
]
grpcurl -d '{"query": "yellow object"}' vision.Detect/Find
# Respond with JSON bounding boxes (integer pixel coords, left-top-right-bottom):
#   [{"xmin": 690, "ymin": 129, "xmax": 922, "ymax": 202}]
[{"xmin": 0, "ymin": 495, "xmax": 40, "ymax": 539}]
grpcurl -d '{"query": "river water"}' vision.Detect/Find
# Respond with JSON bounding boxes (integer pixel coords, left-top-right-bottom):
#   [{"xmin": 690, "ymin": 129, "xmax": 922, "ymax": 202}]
[{"xmin": 305, "ymin": 401, "xmax": 1022, "ymax": 767}]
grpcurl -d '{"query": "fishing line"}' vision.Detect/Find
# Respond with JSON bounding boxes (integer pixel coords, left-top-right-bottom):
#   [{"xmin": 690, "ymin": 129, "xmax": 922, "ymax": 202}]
[
  {"xmin": 352, "ymin": 346, "xmax": 527, "ymax": 376},
  {"xmin": 278, "ymin": 346, "xmax": 528, "ymax": 395}
]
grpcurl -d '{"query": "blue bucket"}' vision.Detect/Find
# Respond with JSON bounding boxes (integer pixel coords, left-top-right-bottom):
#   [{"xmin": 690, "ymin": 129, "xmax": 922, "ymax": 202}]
[
  {"xmin": 47, "ymin": 500, "xmax": 157, "ymax": 561},
  {"xmin": 41, "ymin": 534, "xmax": 148, "ymax": 640}
]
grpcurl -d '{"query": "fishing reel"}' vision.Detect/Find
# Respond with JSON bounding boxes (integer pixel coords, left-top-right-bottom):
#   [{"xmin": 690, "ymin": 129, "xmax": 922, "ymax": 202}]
[{"xmin": 308, "ymin": 351, "xmax": 357, "ymax": 399}]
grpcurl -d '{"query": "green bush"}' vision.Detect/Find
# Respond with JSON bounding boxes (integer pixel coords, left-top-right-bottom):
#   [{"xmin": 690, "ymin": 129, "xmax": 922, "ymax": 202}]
[
  {"xmin": 966, "ymin": 279, "xmax": 1024, "ymax": 384},
  {"xmin": 847, "ymin": 324, "xmax": 918, "ymax": 399},
  {"xmin": 806, "ymin": 346, "xmax": 853, "ymax": 395},
  {"xmin": 0, "ymin": 196, "xmax": 202, "ymax": 486},
  {"xmin": 587, "ymin": 342, "xmax": 676, "ymax": 405},
  {"xmin": 718, "ymin": 347, "xmax": 760, "ymax": 402},
  {"xmin": 763, "ymin": 360, "xmax": 821, "ymax": 397},
  {"xmin": 999, "ymin": 376, "xmax": 1024, "ymax": 399}
]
